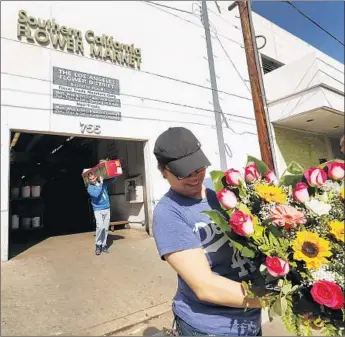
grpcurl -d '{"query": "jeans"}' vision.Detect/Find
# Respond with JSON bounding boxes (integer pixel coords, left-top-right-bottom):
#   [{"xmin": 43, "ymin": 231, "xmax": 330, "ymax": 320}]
[
  {"xmin": 94, "ymin": 208, "xmax": 110, "ymax": 247},
  {"xmin": 175, "ymin": 315, "xmax": 262, "ymax": 336}
]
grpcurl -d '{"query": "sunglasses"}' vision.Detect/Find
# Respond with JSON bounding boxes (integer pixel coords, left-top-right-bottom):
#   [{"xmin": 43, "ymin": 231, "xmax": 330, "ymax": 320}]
[{"xmin": 165, "ymin": 166, "xmax": 207, "ymax": 180}]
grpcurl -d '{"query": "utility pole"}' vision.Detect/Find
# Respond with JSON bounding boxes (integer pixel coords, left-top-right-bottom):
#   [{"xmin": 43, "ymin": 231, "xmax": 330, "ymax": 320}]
[
  {"xmin": 228, "ymin": 0, "xmax": 275, "ymax": 170},
  {"xmin": 201, "ymin": 0, "xmax": 227, "ymax": 171}
]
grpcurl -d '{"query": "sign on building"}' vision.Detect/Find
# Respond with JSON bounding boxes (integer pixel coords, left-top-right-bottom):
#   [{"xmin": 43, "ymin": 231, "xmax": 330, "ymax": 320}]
[{"xmin": 52, "ymin": 66, "xmax": 122, "ymax": 121}]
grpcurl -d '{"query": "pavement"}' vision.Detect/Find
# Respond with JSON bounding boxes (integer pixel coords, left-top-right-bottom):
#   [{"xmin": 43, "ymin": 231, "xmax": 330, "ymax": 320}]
[
  {"xmin": 1, "ymin": 228, "xmax": 292, "ymax": 336},
  {"xmin": 1, "ymin": 229, "xmax": 176, "ymax": 336}
]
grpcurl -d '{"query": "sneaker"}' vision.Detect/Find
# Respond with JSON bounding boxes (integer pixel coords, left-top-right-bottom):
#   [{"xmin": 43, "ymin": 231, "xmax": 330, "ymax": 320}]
[
  {"xmin": 102, "ymin": 245, "xmax": 109, "ymax": 253},
  {"xmin": 95, "ymin": 245, "xmax": 102, "ymax": 255}
]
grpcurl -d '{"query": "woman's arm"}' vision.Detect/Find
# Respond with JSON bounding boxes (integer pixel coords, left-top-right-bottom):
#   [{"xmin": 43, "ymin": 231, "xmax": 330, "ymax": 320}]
[{"xmin": 165, "ymin": 248, "xmax": 261, "ymax": 309}]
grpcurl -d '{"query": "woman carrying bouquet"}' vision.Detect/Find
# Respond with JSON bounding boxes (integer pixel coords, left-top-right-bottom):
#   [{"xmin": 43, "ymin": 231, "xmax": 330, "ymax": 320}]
[{"xmin": 152, "ymin": 127, "xmax": 262, "ymax": 336}]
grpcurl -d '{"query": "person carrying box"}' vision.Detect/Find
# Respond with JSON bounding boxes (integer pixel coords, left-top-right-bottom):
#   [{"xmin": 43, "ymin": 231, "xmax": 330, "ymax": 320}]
[{"xmin": 87, "ymin": 171, "xmax": 117, "ymax": 255}]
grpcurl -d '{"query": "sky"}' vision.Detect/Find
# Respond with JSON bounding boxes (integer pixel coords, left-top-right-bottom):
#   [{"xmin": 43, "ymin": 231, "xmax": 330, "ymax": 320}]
[{"xmin": 252, "ymin": 1, "xmax": 344, "ymax": 64}]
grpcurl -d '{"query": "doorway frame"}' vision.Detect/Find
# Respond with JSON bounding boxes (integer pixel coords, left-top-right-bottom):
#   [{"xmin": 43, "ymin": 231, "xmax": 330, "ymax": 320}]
[{"xmin": 2, "ymin": 128, "xmax": 154, "ymax": 261}]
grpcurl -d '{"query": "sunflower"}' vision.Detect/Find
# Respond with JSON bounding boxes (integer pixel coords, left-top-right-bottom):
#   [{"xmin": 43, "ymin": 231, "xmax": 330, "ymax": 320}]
[
  {"xmin": 255, "ymin": 184, "xmax": 287, "ymax": 204},
  {"xmin": 329, "ymin": 220, "xmax": 345, "ymax": 243},
  {"xmin": 340, "ymin": 187, "xmax": 344, "ymax": 200},
  {"xmin": 292, "ymin": 231, "xmax": 332, "ymax": 270}
]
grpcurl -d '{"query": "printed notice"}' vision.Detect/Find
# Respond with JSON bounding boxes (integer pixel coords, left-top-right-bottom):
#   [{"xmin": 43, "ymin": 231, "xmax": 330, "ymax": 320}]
[
  {"xmin": 52, "ymin": 66, "xmax": 122, "ymax": 121},
  {"xmin": 53, "ymin": 104, "xmax": 121, "ymax": 121},
  {"xmin": 53, "ymin": 67, "xmax": 120, "ymax": 94}
]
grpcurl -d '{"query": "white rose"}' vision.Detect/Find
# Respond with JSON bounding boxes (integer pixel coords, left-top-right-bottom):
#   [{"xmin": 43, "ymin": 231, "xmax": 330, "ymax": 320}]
[{"xmin": 305, "ymin": 199, "xmax": 331, "ymax": 216}]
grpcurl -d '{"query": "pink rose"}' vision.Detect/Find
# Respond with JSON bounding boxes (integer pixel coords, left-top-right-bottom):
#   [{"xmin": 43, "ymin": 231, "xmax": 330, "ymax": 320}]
[
  {"xmin": 245, "ymin": 163, "xmax": 260, "ymax": 183},
  {"xmin": 225, "ymin": 169, "xmax": 241, "ymax": 186},
  {"xmin": 229, "ymin": 210, "xmax": 254, "ymax": 236},
  {"xmin": 216, "ymin": 188, "xmax": 237, "ymax": 209},
  {"xmin": 270, "ymin": 205, "xmax": 306, "ymax": 229},
  {"xmin": 265, "ymin": 256, "xmax": 290, "ymax": 277},
  {"xmin": 264, "ymin": 170, "xmax": 279, "ymax": 186},
  {"xmin": 327, "ymin": 162, "xmax": 345, "ymax": 181},
  {"xmin": 304, "ymin": 168, "xmax": 327, "ymax": 187},
  {"xmin": 293, "ymin": 182, "xmax": 309, "ymax": 203}
]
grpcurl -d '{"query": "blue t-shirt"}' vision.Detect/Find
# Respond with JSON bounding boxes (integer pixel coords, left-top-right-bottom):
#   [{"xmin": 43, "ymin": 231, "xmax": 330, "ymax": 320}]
[
  {"xmin": 87, "ymin": 178, "xmax": 117, "ymax": 211},
  {"xmin": 153, "ymin": 180, "xmax": 261, "ymax": 336}
]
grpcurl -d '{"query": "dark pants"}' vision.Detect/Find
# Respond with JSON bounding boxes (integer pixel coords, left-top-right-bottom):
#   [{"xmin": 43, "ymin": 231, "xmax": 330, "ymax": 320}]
[{"xmin": 175, "ymin": 315, "xmax": 262, "ymax": 336}]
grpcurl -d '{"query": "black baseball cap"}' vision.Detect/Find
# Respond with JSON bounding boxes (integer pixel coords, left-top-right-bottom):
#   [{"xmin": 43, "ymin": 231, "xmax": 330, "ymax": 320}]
[{"xmin": 154, "ymin": 127, "xmax": 210, "ymax": 178}]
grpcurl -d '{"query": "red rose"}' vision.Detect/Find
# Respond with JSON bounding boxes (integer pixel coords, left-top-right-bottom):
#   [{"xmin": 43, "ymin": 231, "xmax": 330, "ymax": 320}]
[
  {"xmin": 304, "ymin": 168, "xmax": 327, "ymax": 187},
  {"xmin": 229, "ymin": 210, "xmax": 254, "ymax": 237},
  {"xmin": 311, "ymin": 281, "xmax": 345, "ymax": 310},
  {"xmin": 293, "ymin": 182, "xmax": 309, "ymax": 203},
  {"xmin": 244, "ymin": 163, "xmax": 260, "ymax": 183},
  {"xmin": 265, "ymin": 256, "xmax": 290, "ymax": 277},
  {"xmin": 216, "ymin": 188, "xmax": 237, "ymax": 209},
  {"xmin": 327, "ymin": 162, "xmax": 345, "ymax": 181},
  {"xmin": 225, "ymin": 168, "xmax": 241, "ymax": 186},
  {"xmin": 264, "ymin": 170, "xmax": 279, "ymax": 186}
]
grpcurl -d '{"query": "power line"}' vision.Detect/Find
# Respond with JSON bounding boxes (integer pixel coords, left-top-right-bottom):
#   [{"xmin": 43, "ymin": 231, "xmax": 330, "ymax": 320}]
[
  {"xmin": 283, "ymin": 1, "xmax": 344, "ymax": 47},
  {"xmin": 144, "ymin": 1, "xmax": 196, "ymax": 16},
  {"xmin": 1, "ymin": 37, "xmax": 250, "ymax": 101}
]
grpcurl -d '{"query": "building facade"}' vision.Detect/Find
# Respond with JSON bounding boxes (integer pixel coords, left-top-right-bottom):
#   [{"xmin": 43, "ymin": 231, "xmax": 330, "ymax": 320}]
[{"xmin": 1, "ymin": 1, "xmax": 344, "ymax": 261}]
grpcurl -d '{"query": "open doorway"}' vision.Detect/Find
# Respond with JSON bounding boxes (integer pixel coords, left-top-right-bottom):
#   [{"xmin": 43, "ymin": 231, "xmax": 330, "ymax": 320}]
[{"xmin": 9, "ymin": 131, "xmax": 149, "ymax": 259}]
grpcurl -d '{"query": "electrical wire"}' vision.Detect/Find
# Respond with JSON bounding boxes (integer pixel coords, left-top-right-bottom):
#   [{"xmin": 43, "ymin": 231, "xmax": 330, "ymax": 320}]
[
  {"xmin": 0, "ymin": 37, "xmax": 249, "ymax": 101},
  {"xmin": 143, "ymin": 1, "xmax": 197, "ymax": 16},
  {"xmin": 283, "ymin": 1, "xmax": 344, "ymax": 47}
]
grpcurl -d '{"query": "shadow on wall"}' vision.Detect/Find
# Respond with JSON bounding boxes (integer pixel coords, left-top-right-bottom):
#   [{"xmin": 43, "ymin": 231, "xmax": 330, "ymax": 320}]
[{"xmin": 274, "ymin": 127, "xmax": 329, "ymax": 169}]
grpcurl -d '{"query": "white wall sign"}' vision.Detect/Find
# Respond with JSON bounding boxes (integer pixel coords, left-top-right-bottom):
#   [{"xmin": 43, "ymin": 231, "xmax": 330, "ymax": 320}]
[{"xmin": 52, "ymin": 66, "xmax": 122, "ymax": 121}]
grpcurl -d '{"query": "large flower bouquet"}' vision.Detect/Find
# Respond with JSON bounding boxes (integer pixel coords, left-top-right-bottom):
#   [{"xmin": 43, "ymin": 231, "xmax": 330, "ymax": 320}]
[{"xmin": 207, "ymin": 156, "xmax": 344, "ymax": 336}]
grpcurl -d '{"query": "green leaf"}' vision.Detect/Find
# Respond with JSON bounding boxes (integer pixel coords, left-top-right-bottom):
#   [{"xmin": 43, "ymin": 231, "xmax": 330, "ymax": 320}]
[
  {"xmin": 253, "ymin": 223, "xmax": 264, "ymax": 239},
  {"xmin": 210, "ymin": 170, "xmax": 225, "ymax": 193},
  {"xmin": 291, "ymin": 285, "xmax": 299, "ymax": 293},
  {"xmin": 285, "ymin": 161, "xmax": 304, "ymax": 175},
  {"xmin": 278, "ymin": 174, "xmax": 303, "ymax": 188},
  {"xmin": 241, "ymin": 247, "xmax": 256, "ymax": 258},
  {"xmin": 203, "ymin": 210, "xmax": 229, "ymax": 233},
  {"xmin": 258, "ymin": 244, "xmax": 270, "ymax": 252},
  {"xmin": 267, "ymin": 224, "xmax": 282, "ymax": 238},
  {"xmin": 268, "ymin": 231, "xmax": 278, "ymax": 247},
  {"xmin": 278, "ymin": 161, "xmax": 304, "ymax": 188},
  {"xmin": 229, "ymin": 238, "xmax": 244, "ymax": 251},
  {"xmin": 281, "ymin": 283, "xmax": 292, "ymax": 295},
  {"xmin": 229, "ymin": 239, "xmax": 256, "ymax": 258},
  {"xmin": 238, "ymin": 203, "xmax": 252, "ymax": 215},
  {"xmin": 247, "ymin": 155, "xmax": 270, "ymax": 175},
  {"xmin": 238, "ymin": 183, "xmax": 247, "ymax": 199},
  {"xmin": 226, "ymin": 209, "xmax": 235, "ymax": 218},
  {"xmin": 280, "ymin": 297, "xmax": 288, "ymax": 315},
  {"xmin": 272, "ymin": 295, "xmax": 287, "ymax": 316}
]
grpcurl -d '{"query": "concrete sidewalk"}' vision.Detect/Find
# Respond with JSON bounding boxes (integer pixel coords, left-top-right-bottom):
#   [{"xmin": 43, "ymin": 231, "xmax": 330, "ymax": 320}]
[
  {"xmin": 2, "ymin": 229, "xmax": 293, "ymax": 336},
  {"xmin": 1, "ymin": 229, "xmax": 176, "ymax": 336}
]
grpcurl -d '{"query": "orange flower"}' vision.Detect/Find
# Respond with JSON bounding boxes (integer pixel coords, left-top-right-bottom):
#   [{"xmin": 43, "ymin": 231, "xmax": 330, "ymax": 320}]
[{"xmin": 270, "ymin": 205, "xmax": 307, "ymax": 229}]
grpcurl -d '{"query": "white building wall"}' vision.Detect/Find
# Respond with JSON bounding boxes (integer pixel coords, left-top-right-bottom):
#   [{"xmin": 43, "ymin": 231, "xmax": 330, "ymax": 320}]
[
  {"xmin": 1, "ymin": 1, "xmax": 343, "ymax": 261},
  {"xmin": 252, "ymin": 12, "xmax": 344, "ymax": 121},
  {"xmin": 1, "ymin": 1, "xmax": 259, "ymax": 260}
]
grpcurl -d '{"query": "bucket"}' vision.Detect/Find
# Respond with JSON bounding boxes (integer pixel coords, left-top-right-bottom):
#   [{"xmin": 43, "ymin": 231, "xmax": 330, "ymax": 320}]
[
  {"xmin": 11, "ymin": 215, "xmax": 19, "ymax": 230},
  {"xmin": 31, "ymin": 186, "xmax": 41, "ymax": 198},
  {"xmin": 22, "ymin": 217, "xmax": 31, "ymax": 229},
  {"xmin": 11, "ymin": 188, "xmax": 20, "ymax": 199},
  {"xmin": 32, "ymin": 217, "xmax": 40, "ymax": 228},
  {"xmin": 21, "ymin": 186, "xmax": 31, "ymax": 198}
]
